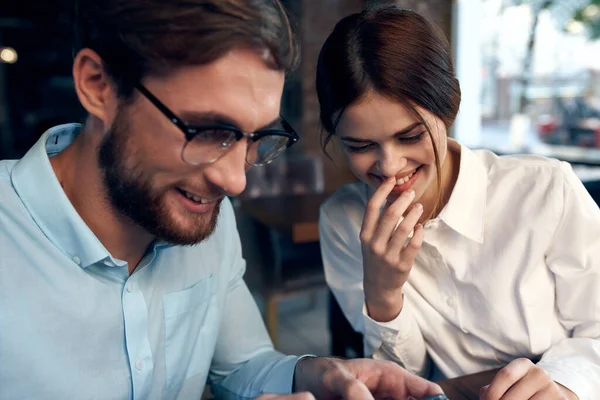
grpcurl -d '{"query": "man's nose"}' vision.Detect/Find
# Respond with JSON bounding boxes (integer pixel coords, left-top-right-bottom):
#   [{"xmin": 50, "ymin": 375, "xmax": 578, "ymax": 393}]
[{"xmin": 202, "ymin": 140, "xmax": 248, "ymax": 197}]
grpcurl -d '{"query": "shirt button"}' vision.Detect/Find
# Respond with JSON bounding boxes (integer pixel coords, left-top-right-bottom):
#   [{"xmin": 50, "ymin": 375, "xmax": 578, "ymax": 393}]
[
  {"xmin": 135, "ymin": 359, "xmax": 144, "ymax": 370},
  {"xmin": 126, "ymin": 282, "xmax": 133, "ymax": 293},
  {"xmin": 103, "ymin": 260, "xmax": 112, "ymax": 266},
  {"xmin": 446, "ymin": 297, "xmax": 455, "ymax": 308},
  {"xmin": 382, "ymin": 331, "xmax": 394, "ymax": 341},
  {"xmin": 72, "ymin": 256, "xmax": 81, "ymax": 265}
]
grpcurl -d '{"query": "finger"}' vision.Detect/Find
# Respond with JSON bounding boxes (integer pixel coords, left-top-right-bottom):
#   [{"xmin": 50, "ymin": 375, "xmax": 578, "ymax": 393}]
[
  {"xmin": 480, "ymin": 384, "xmax": 490, "ymax": 398},
  {"xmin": 255, "ymin": 393, "xmax": 316, "ymax": 400},
  {"xmin": 361, "ymin": 177, "xmax": 396, "ymax": 240},
  {"xmin": 529, "ymin": 386, "xmax": 562, "ymax": 400},
  {"xmin": 483, "ymin": 359, "xmax": 534, "ymax": 400},
  {"xmin": 329, "ymin": 374, "xmax": 375, "ymax": 400},
  {"xmin": 289, "ymin": 393, "xmax": 316, "ymax": 400},
  {"xmin": 371, "ymin": 362, "xmax": 444, "ymax": 399},
  {"xmin": 388, "ymin": 203, "xmax": 423, "ymax": 252},
  {"xmin": 501, "ymin": 367, "xmax": 552, "ymax": 400},
  {"xmin": 402, "ymin": 370, "xmax": 445, "ymax": 398},
  {"xmin": 398, "ymin": 222, "xmax": 424, "ymax": 266},
  {"xmin": 370, "ymin": 190, "xmax": 416, "ymax": 247},
  {"xmin": 406, "ymin": 375, "xmax": 444, "ymax": 398}
]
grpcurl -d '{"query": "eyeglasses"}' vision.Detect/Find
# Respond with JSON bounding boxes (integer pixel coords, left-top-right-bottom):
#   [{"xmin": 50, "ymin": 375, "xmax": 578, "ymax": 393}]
[{"xmin": 135, "ymin": 83, "xmax": 299, "ymax": 166}]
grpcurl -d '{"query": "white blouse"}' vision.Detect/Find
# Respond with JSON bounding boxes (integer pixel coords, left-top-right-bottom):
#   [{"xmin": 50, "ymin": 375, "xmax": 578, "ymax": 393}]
[{"xmin": 319, "ymin": 144, "xmax": 600, "ymax": 399}]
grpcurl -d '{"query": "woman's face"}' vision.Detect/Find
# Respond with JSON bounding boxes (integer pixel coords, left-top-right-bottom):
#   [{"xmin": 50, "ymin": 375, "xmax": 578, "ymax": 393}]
[{"xmin": 336, "ymin": 91, "xmax": 448, "ymax": 205}]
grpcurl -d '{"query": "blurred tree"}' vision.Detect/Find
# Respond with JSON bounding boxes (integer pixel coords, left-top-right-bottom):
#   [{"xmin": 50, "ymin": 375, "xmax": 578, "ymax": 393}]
[
  {"xmin": 513, "ymin": 0, "xmax": 554, "ymax": 113},
  {"xmin": 570, "ymin": 0, "xmax": 600, "ymax": 40},
  {"xmin": 494, "ymin": 0, "xmax": 598, "ymax": 113}
]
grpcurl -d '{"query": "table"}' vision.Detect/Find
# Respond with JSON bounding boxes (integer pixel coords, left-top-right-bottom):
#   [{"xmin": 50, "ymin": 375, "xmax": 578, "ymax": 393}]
[
  {"xmin": 238, "ymin": 192, "xmax": 329, "ymax": 243},
  {"xmin": 437, "ymin": 369, "xmax": 500, "ymax": 400}
]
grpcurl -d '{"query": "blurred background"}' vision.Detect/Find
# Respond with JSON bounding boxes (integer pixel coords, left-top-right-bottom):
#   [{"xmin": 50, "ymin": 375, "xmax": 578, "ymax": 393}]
[
  {"xmin": 2, "ymin": 0, "xmax": 600, "ymax": 359},
  {"xmin": 3, "ymin": 0, "xmax": 600, "ymax": 183}
]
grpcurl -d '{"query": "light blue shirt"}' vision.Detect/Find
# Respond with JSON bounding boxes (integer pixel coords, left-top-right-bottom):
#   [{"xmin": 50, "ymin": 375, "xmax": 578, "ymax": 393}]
[{"xmin": 0, "ymin": 124, "xmax": 299, "ymax": 400}]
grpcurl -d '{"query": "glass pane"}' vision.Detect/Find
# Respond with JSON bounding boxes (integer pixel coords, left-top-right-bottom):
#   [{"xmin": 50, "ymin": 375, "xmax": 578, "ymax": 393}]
[
  {"xmin": 469, "ymin": 1, "xmax": 600, "ymax": 156},
  {"xmin": 248, "ymin": 135, "xmax": 289, "ymax": 165},
  {"xmin": 183, "ymin": 129, "xmax": 237, "ymax": 164}
]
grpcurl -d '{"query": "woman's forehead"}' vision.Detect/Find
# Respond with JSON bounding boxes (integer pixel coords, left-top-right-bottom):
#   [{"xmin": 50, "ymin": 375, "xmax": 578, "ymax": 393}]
[{"xmin": 337, "ymin": 93, "xmax": 425, "ymax": 139}]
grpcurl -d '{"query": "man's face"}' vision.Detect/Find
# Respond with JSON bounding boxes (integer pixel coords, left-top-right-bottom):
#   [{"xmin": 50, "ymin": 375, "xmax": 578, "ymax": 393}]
[{"xmin": 98, "ymin": 48, "xmax": 285, "ymax": 245}]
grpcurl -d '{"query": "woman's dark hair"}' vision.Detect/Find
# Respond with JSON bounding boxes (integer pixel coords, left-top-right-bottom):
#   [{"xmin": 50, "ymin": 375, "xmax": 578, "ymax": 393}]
[
  {"xmin": 316, "ymin": 5, "xmax": 461, "ymax": 217},
  {"xmin": 74, "ymin": 0, "xmax": 299, "ymax": 99}
]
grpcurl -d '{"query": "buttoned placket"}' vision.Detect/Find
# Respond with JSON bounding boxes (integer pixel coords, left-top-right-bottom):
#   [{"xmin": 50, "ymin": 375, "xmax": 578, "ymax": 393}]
[
  {"xmin": 422, "ymin": 225, "xmax": 469, "ymax": 335},
  {"xmin": 121, "ymin": 253, "xmax": 157, "ymax": 400}
]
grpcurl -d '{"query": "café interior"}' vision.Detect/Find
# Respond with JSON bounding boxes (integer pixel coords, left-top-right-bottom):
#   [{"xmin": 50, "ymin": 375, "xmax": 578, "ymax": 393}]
[{"xmin": 1, "ymin": 0, "xmax": 600, "ymax": 398}]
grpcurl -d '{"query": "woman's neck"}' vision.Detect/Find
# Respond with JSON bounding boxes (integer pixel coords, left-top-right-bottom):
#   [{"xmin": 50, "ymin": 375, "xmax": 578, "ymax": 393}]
[{"xmin": 419, "ymin": 139, "xmax": 461, "ymax": 224}]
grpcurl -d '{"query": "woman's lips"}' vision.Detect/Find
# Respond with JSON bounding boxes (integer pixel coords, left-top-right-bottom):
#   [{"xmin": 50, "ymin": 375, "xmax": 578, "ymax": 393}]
[
  {"xmin": 391, "ymin": 166, "xmax": 421, "ymax": 193},
  {"xmin": 370, "ymin": 166, "xmax": 423, "ymax": 193}
]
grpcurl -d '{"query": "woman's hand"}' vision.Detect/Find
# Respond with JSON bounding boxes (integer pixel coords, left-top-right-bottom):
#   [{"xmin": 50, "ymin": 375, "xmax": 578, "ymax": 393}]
[
  {"xmin": 361, "ymin": 177, "xmax": 425, "ymax": 322},
  {"xmin": 480, "ymin": 358, "xmax": 579, "ymax": 400}
]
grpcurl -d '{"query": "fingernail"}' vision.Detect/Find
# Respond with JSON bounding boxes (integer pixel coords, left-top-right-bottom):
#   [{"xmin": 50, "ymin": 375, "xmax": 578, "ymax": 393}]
[
  {"xmin": 414, "ymin": 203, "xmax": 423, "ymax": 211},
  {"xmin": 480, "ymin": 384, "xmax": 489, "ymax": 397},
  {"xmin": 406, "ymin": 189, "xmax": 415, "ymax": 198}
]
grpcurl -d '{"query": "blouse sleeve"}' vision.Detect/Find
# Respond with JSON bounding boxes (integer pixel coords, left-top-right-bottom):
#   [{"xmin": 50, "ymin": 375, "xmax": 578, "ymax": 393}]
[
  {"xmin": 537, "ymin": 162, "xmax": 600, "ymax": 400},
  {"xmin": 319, "ymin": 202, "xmax": 430, "ymax": 376}
]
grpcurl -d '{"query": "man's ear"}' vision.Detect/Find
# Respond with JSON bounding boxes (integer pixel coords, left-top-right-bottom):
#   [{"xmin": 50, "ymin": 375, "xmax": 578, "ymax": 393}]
[{"xmin": 72, "ymin": 49, "xmax": 118, "ymax": 127}]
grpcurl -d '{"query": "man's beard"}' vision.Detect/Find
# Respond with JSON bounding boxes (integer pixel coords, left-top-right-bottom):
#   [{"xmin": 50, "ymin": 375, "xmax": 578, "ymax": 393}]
[{"xmin": 98, "ymin": 114, "xmax": 221, "ymax": 245}]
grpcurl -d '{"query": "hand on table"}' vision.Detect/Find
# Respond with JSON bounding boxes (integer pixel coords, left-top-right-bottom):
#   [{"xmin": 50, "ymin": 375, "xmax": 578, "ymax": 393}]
[
  {"xmin": 361, "ymin": 177, "xmax": 425, "ymax": 323},
  {"xmin": 293, "ymin": 357, "xmax": 444, "ymax": 400},
  {"xmin": 255, "ymin": 393, "xmax": 315, "ymax": 400},
  {"xmin": 480, "ymin": 358, "xmax": 578, "ymax": 400}
]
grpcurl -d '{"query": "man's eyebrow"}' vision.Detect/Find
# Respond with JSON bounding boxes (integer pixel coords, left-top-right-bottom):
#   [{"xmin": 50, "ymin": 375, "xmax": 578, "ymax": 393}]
[
  {"xmin": 178, "ymin": 111, "xmax": 241, "ymax": 127},
  {"xmin": 339, "ymin": 122, "xmax": 423, "ymax": 143},
  {"xmin": 257, "ymin": 117, "xmax": 283, "ymax": 131},
  {"xmin": 178, "ymin": 111, "xmax": 281, "ymax": 132}
]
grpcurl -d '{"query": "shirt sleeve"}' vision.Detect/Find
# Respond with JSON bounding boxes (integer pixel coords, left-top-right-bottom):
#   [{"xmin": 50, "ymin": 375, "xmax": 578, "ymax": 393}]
[
  {"xmin": 208, "ymin": 200, "xmax": 301, "ymax": 399},
  {"xmin": 319, "ymin": 203, "xmax": 429, "ymax": 376},
  {"xmin": 536, "ymin": 162, "xmax": 600, "ymax": 400}
]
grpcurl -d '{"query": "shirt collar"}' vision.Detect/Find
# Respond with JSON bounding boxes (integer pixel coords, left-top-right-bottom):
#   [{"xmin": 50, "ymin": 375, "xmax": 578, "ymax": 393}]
[
  {"xmin": 10, "ymin": 124, "xmax": 119, "ymax": 268},
  {"xmin": 437, "ymin": 141, "xmax": 487, "ymax": 243}
]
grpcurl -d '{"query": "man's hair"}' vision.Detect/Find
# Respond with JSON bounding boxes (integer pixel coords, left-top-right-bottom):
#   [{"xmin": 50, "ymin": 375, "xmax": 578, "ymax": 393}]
[{"xmin": 73, "ymin": 0, "xmax": 300, "ymax": 99}]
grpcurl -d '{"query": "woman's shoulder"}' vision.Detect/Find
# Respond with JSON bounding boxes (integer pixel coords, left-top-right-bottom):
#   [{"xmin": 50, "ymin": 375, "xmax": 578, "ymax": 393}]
[
  {"xmin": 473, "ymin": 148, "xmax": 564, "ymax": 182},
  {"xmin": 322, "ymin": 181, "xmax": 369, "ymax": 209},
  {"xmin": 470, "ymin": 149, "xmax": 577, "ymax": 214},
  {"xmin": 320, "ymin": 181, "xmax": 370, "ymax": 223}
]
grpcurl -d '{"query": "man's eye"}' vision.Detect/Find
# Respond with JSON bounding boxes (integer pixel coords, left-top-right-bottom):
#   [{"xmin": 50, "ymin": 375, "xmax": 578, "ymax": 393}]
[{"xmin": 192, "ymin": 129, "xmax": 235, "ymax": 146}]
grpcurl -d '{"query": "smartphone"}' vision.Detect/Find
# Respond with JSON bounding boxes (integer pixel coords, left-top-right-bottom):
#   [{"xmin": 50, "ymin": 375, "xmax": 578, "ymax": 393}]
[{"xmin": 418, "ymin": 395, "xmax": 448, "ymax": 400}]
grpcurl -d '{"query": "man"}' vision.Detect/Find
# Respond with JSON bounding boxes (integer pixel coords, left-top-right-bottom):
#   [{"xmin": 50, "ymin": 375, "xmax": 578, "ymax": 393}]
[{"xmin": 0, "ymin": 1, "xmax": 443, "ymax": 399}]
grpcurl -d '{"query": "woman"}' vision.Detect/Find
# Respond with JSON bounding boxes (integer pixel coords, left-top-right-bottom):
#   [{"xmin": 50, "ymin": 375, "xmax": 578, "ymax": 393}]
[{"xmin": 316, "ymin": 5, "xmax": 600, "ymax": 400}]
